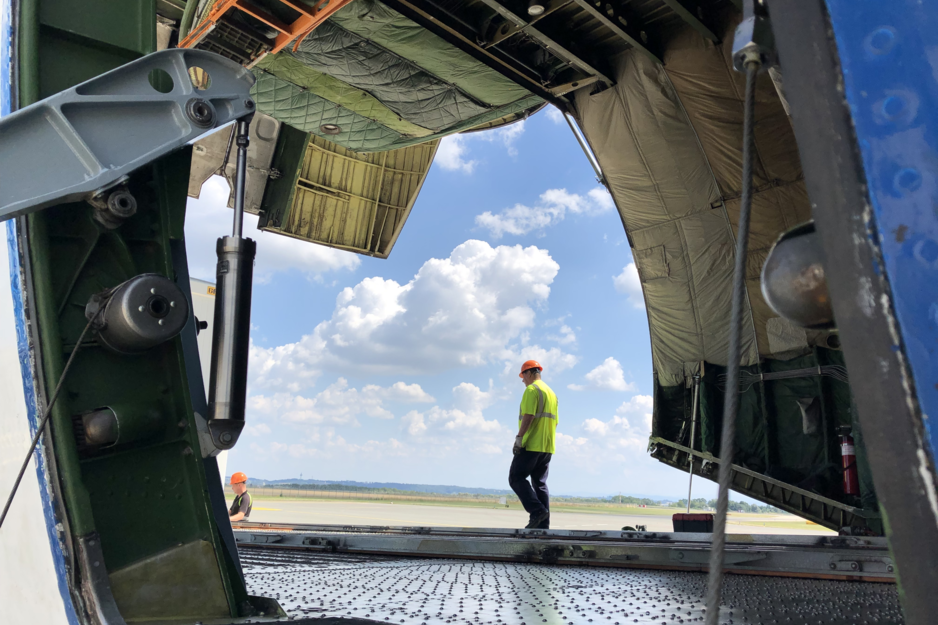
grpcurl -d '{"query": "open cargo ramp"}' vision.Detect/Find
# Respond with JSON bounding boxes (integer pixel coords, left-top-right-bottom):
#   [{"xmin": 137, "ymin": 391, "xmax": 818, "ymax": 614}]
[{"xmin": 234, "ymin": 523, "xmax": 903, "ymax": 624}]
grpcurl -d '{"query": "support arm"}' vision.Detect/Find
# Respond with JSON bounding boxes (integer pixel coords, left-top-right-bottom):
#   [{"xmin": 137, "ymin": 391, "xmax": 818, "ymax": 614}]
[{"xmin": 0, "ymin": 49, "xmax": 255, "ymax": 221}]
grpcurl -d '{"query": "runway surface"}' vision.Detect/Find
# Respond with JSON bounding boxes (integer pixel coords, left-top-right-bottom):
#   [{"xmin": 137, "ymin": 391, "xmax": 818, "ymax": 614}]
[{"xmin": 245, "ymin": 499, "xmax": 832, "ymax": 535}]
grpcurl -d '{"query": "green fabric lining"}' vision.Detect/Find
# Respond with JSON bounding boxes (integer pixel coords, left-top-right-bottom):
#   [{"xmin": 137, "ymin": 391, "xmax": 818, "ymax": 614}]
[
  {"xmin": 254, "ymin": 54, "xmax": 433, "ymax": 138},
  {"xmin": 695, "ymin": 351, "xmax": 847, "ymax": 501},
  {"xmin": 380, "ymin": 95, "xmax": 543, "ymax": 152},
  {"xmin": 330, "ymin": 0, "xmax": 532, "ymax": 107},
  {"xmin": 291, "ymin": 21, "xmax": 492, "ymax": 131},
  {"xmin": 251, "ymin": 71, "xmax": 404, "ymax": 152}
]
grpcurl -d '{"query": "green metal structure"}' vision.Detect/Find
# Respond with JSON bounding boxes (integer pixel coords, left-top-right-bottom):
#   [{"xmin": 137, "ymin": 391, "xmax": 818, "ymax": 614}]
[{"xmin": 16, "ymin": 0, "xmax": 250, "ymax": 619}]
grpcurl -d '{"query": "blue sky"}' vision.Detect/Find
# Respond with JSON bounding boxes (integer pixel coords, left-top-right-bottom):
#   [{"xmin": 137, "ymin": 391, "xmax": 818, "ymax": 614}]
[{"xmin": 185, "ymin": 106, "xmax": 720, "ymax": 500}]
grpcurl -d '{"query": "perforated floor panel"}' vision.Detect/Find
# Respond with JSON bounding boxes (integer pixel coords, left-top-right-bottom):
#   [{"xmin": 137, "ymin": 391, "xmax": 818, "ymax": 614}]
[{"xmin": 241, "ymin": 548, "xmax": 903, "ymax": 624}]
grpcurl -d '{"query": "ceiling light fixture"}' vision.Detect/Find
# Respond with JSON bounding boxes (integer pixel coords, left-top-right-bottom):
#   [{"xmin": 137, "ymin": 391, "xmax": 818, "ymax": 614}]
[
  {"xmin": 320, "ymin": 124, "xmax": 342, "ymax": 135},
  {"xmin": 527, "ymin": 0, "xmax": 546, "ymax": 16}
]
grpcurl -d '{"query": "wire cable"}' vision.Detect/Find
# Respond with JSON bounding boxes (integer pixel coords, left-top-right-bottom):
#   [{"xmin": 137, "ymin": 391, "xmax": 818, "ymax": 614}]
[
  {"xmin": 216, "ymin": 124, "xmax": 236, "ymax": 177},
  {"xmin": 0, "ymin": 316, "xmax": 95, "ymax": 530},
  {"xmin": 705, "ymin": 58, "xmax": 760, "ymax": 625},
  {"xmin": 717, "ymin": 365, "xmax": 850, "ymax": 391}
]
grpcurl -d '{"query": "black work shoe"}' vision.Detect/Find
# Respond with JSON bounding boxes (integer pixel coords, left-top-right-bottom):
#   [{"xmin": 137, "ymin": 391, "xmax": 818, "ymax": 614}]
[
  {"xmin": 525, "ymin": 510, "xmax": 550, "ymax": 529},
  {"xmin": 536, "ymin": 515, "xmax": 550, "ymax": 530}
]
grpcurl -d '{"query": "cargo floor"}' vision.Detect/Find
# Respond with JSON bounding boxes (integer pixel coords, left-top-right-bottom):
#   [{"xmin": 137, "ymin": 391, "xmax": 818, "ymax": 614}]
[{"xmin": 241, "ymin": 548, "xmax": 903, "ymax": 624}]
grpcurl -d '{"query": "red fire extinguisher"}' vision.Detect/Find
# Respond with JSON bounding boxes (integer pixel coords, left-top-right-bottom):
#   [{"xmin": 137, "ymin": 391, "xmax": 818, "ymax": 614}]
[{"xmin": 839, "ymin": 426, "xmax": 859, "ymax": 496}]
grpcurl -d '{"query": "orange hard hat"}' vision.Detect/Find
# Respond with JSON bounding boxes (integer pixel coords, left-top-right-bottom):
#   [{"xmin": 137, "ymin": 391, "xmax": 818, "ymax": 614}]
[
  {"xmin": 519, "ymin": 359, "xmax": 543, "ymax": 377},
  {"xmin": 230, "ymin": 471, "xmax": 248, "ymax": 485}
]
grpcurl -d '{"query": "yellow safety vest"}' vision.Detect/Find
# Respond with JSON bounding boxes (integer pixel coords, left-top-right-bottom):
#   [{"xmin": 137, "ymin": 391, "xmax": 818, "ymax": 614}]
[{"xmin": 518, "ymin": 380, "xmax": 558, "ymax": 453}]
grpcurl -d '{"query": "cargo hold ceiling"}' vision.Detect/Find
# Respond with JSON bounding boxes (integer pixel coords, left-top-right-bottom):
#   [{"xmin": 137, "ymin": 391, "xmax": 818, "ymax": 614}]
[
  {"xmin": 183, "ymin": 0, "xmax": 546, "ymax": 153},
  {"xmin": 177, "ymin": 0, "xmax": 736, "ymax": 259}
]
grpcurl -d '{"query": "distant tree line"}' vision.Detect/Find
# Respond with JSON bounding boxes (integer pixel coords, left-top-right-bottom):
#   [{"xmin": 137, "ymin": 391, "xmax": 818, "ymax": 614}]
[
  {"xmin": 668, "ymin": 497, "xmax": 781, "ymax": 513},
  {"xmin": 246, "ymin": 482, "xmax": 666, "ymax": 506},
  {"xmin": 242, "ymin": 481, "xmax": 779, "ymax": 512},
  {"xmin": 250, "ymin": 482, "xmax": 500, "ymax": 497},
  {"xmin": 552, "ymin": 495, "xmax": 660, "ymax": 506}
]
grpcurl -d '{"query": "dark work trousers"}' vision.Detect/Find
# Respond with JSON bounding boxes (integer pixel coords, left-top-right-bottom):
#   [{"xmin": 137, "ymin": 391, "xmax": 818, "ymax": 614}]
[{"xmin": 509, "ymin": 450, "xmax": 551, "ymax": 526}]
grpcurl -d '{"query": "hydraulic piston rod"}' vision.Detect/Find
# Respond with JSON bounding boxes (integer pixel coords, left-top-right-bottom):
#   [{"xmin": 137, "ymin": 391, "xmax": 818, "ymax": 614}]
[{"xmin": 207, "ymin": 117, "xmax": 256, "ymax": 450}]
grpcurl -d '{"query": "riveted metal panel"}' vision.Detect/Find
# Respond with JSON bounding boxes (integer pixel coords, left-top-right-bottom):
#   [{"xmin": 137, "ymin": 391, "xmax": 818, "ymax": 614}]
[{"xmin": 262, "ymin": 134, "xmax": 439, "ymax": 259}]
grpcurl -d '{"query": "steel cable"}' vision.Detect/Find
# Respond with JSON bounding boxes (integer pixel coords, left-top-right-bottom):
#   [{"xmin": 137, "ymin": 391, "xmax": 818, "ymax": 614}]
[
  {"xmin": 717, "ymin": 365, "xmax": 850, "ymax": 391},
  {"xmin": 704, "ymin": 59, "xmax": 760, "ymax": 625},
  {"xmin": 0, "ymin": 315, "xmax": 96, "ymax": 530}
]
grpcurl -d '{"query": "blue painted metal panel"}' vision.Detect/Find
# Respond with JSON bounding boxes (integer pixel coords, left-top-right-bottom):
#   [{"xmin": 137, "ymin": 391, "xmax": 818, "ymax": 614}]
[
  {"xmin": 5, "ymin": 222, "xmax": 80, "ymax": 625},
  {"xmin": 0, "ymin": 0, "xmax": 8, "ymax": 116},
  {"xmin": 2, "ymin": 0, "xmax": 80, "ymax": 620},
  {"xmin": 826, "ymin": 2, "xmax": 938, "ymax": 458}
]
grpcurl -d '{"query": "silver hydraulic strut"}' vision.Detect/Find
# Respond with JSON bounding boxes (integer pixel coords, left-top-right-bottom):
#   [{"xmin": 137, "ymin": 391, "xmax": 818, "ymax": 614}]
[{"xmin": 207, "ymin": 116, "xmax": 256, "ymax": 450}]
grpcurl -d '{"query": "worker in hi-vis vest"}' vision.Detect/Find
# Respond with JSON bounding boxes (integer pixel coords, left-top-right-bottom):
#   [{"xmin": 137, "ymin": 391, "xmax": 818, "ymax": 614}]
[
  {"xmin": 228, "ymin": 472, "xmax": 253, "ymax": 522},
  {"xmin": 509, "ymin": 359, "xmax": 558, "ymax": 529}
]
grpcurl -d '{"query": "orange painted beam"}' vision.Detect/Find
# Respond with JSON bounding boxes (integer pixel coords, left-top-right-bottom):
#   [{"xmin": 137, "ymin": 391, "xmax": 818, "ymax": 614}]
[{"xmin": 179, "ymin": 0, "xmax": 356, "ymax": 58}]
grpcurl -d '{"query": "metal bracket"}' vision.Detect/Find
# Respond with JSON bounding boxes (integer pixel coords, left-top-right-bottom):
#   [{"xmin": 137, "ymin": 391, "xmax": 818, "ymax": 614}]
[
  {"xmin": 76, "ymin": 532, "xmax": 127, "ymax": 625},
  {"xmin": 732, "ymin": 0, "xmax": 776, "ymax": 72},
  {"xmin": 477, "ymin": 0, "xmax": 616, "ymax": 84},
  {"xmin": 670, "ymin": 548, "xmax": 767, "ymax": 565},
  {"xmin": 0, "ymin": 49, "xmax": 255, "ymax": 221},
  {"xmin": 194, "ymin": 411, "xmax": 222, "ymax": 458},
  {"xmin": 829, "ymin": 556, "xmax": 894, "ymax": 574}
]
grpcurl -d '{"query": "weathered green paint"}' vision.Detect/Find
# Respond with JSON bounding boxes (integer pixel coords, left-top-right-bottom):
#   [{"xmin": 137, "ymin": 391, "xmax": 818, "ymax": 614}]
[
  {"xmin": 109, "ymin": 540, "xmax": 230, "ymax": 620},
  {"xmin": 179, "ymin": 0, "xmax": 199, "ymax": 40},
  {"xmin": 27, "ymin": 210, "xmax": 97, "ymax": 536},
  {"xmin": 17, "ymin": 0, "xmax": 39, "ymax": 105},
  {"xmin": 257, "ymin": 124, "xmax": 309, "ymax": 230},
  {"xmin": 17, "ymin": 0, "xmax": 245, "ymax": 618}
]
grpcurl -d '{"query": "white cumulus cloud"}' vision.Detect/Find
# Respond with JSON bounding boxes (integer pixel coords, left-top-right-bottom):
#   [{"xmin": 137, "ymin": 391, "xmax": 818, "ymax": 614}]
[
  {"xmin": 545, "ymin": 105, "xmax": 565, "ymax": 124},
  {"xmin": 487, "ymin": 120, "xmax": 526, "ymax": 157},
  {"xmin": 475, "ymin": 186, "xmax": 613, "ymax": 238},
  {"xmin": 547, "ymin": 324, "xmax": 576, "ymax": 345},
  {"xmin": 568, "ymin": 357, "xmax": 637, "ymax": 391},
  {"xmin": 435, "ymin": 121, "xmax": 527, "ymax": 174},
  {"xmin": 401, "ymin": 382, "xmax": 506, "ymax": 454},
  {"xmin": 243, "ymin": 423, "xmax": 271, "ymax": 437},
  {"xmin": 580, "ymin": 395, "xmax": 654, "ymax": 449},
  {"xmin": 553, "ymin": 395, "xmax": 654, "ymax": 476},
  {"xmin": 613, "ymin": 262, "xmax": 645, "ymax": 309},
  {"xmin": 249, "ymin": 378, "xmax": 434, "ymax": 426},
  {"xmin": 249, "ymin": 240, "xmax": 573, "ymax": 389},
  {"xmin": 185, "ymin": 176, "xmax": 360, "ymax": 283},
  {"xmin": 436, "ymin": 135, "xmax": 478, "ymax": 173},
  {"xmin": 500, "ymin": 345, "xmax": 579, "ymax": 378},
  {"xmin": 264, "ymin": 429, "xmax": 409, "ymax": 461}
]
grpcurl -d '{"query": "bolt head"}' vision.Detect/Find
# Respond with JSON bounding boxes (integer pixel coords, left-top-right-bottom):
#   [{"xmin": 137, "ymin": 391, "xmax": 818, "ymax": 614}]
[
  {"xmin": 106, "ymin": 190, "xmax": 137, "ymax": 219},
  {"xmin": 186, "ymin": 97, "xmax": 216, "ymax": 127}
]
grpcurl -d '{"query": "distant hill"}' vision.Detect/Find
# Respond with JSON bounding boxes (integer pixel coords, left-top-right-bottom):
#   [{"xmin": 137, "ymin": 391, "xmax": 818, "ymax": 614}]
[
  {"xmin": 247, "ymin": 478, "xmax": 515, "ymax": 496},
  {"xmin": 241, "ymin": 477, "xmax": 671, "ymax": 501}
]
